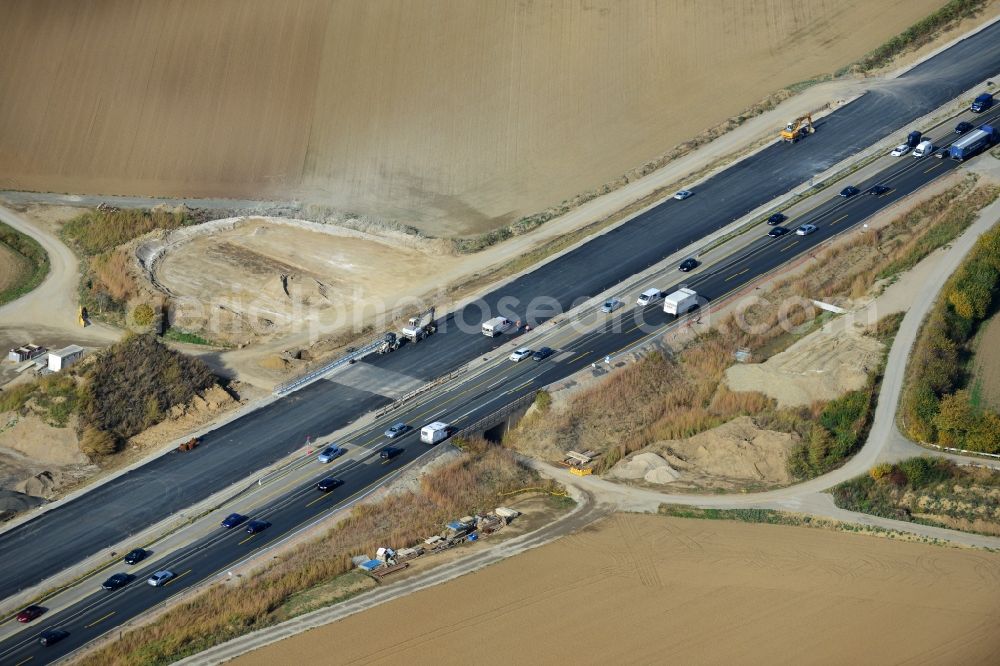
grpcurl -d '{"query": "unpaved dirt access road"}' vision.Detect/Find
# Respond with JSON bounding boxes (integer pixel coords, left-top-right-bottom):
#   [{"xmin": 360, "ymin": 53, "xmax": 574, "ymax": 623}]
[{"xmin": 0, "ymin": 203, "xmax": 119, "ymax": 347}]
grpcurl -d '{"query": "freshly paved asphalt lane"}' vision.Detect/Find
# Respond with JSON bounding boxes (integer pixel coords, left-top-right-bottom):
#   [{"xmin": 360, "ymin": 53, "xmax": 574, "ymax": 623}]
[
  {"xmin": 1, "ymin": 20, "xmax": 999, "ymax": 609},
  {"xmin": 4, "ymin": 105, "xmax": 1000, "ymax": 664}
]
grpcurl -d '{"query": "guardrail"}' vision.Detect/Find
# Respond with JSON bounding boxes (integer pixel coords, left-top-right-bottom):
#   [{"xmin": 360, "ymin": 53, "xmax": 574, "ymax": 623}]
[
  {"xmin": 374, "ymin": 365, "xmax": 471, "ymax": 418},
  {"xmin": 273, "ymin": 337, "xmax": 384, "ymax": 396}
]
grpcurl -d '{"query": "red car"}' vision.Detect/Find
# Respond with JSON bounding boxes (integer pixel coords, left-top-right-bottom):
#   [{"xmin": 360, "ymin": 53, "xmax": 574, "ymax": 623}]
[{"xmin": 16, "ymin": 605, "xmax": 46, "ymax": 623}]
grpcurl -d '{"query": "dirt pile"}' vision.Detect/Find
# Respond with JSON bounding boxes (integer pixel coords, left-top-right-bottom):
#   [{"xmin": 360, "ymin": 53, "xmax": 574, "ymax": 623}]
[
  {"xmin": 129, "ymin": 384, "xmax": 241, "ymax": 451},
  {"xmin": 725, "ymin": 318, "xmax": 884, "ymax": 407},
  {"xmin": 615, "ymin": 416, "xmax": 800, "ymax": 491}
]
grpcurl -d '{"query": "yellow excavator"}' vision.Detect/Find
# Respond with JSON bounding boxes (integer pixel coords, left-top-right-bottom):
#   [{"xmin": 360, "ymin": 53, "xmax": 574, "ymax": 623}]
[{"xmin": 780, "ymin": 114, "xmax": 814, "ymax": 142}]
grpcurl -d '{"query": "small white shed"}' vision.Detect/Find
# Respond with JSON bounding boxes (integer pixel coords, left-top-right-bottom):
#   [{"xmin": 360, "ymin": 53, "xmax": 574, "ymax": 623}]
[{"xmin": 48, "ymin": 345, "xmax": 84, "ymax": 372}]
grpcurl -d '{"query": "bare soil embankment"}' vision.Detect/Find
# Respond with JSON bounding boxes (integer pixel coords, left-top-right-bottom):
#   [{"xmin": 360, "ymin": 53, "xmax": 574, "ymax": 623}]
[
  {"xmin": 0, "ymin": 0, "xmax": 945, "ymax": 237},
  {"xmin": 234, "ymin": 513, "xmax": 1000, "ymax": 665}
]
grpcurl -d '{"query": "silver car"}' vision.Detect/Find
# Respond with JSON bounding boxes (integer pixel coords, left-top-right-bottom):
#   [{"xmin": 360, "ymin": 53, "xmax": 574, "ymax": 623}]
[
  {"xmin": 147, "ymin": 570, "xmax": 174, "ymax": 587},
  {"xmin": 673, "ymin": 189, "xmax": 693, "ymax": 200},
  {"xmin": 795, "ymin": 224, "xmax": 818, "ymax": 236},
  {"xmin": 384, "ymin": 422, "xmax": 408, "ymax": 439},
  {"xmin": 601, "ymin": 298, "xmax": 624, "ymax": 313},
  {"xmin": 317, "ymin": 445, "xmax": 346, "ymax": 463}
]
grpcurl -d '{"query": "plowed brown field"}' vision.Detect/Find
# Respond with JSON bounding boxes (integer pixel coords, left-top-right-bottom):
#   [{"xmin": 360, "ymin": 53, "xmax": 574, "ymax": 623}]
[
  {"xmin": 0, "ymin": 0, "xmax": 943, "ymax": 235},
  {"xmin": 236, "ymin": 514, "xmax": 1000, "ymax": 665}
]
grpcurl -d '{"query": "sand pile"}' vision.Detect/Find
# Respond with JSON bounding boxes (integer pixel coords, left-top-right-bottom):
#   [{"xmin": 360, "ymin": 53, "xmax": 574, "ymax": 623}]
[
  {"xmin": 725, "ymin": 322, "xmax": 884, "ymax": 407},
  {"xmin": 657, "ymin": 416, "xmax": 797, "ymax": 487},
  {"xmin": 610, "ymin": 452, "xmax": 680, "ymax": 485}
]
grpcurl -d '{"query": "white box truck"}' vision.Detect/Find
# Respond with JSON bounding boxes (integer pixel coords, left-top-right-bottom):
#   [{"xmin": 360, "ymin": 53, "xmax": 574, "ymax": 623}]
[
  {"xmin": 482, "ymin": 316, "xmax": 514, "ymax": 337},
  {"xmin": 663, "ymin": 288, "xmax": 699, "ymax": 315},
  {"xmin": 636, "ymin": 288, "xmax": 662, "ymax": 307},
  {"xmin": 421, "ymin": 422, "xmax": 451, "ymax": 445},
  {"xmin": 912, "ymin": 140, "xmax": 934, "ymax": 158}
]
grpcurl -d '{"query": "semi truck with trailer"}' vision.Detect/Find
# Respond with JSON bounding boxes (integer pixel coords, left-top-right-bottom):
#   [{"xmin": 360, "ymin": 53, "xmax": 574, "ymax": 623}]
[
  {"xmin": 949, "ymin": 125, "xmax": 997, "ymax": 161},
  {"xmin": 421, "ymin": 422, "xmax": 451, "ymax": 445},
  {"xmin": 662, "ymin": 288, "xmax": 699, "ymax": 316}
]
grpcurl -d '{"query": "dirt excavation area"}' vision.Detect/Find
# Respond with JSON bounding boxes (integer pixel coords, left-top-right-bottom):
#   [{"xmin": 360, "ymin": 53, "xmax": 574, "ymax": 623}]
[
  {"xmin": 610, "ymin": 416, "xmax": 797, "ymax": 491},
  {"xmin": 725, "ymin": 315, "xmax": 886, "ymax": 407},
  {"xmin": 0, "ymin": 0, "xmax": 946, "ymax": 237},
  {"xmin": 149, "ymin": 217, "xmax": 457, "ymax": 344},
  {"xmin": 235, "ymin": 513, "xmax": 1000, "ymax": 665}
]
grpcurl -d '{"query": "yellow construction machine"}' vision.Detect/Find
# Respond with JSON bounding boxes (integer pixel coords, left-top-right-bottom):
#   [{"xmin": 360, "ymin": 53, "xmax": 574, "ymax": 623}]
[{"xmin": 780, "ymin": 114, "xmax": 814, "ymax": 142}]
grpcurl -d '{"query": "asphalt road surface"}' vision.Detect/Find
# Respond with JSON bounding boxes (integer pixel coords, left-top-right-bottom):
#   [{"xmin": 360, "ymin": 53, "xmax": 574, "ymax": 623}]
[
  {"xmin": 5, "ymin": 98, "xmax": 1000, "ymax": 664},
  {"xmin": 2, "ymin": 19, "xmax": 999, "ymax": 612}
]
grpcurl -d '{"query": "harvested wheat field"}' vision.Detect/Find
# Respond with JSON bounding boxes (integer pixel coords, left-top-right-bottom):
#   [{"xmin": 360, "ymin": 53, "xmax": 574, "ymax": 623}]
[
  {"xmin": 236, "ymin": 513, "xmax": 1000, "ymax": 665},
  {"xmin": 0, "ymin": 0, "xmax": 944, "ymax": 236}
]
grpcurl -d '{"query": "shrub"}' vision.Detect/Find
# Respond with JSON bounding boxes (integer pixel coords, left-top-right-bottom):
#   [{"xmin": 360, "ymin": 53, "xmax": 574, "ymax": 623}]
[
  {"xmin": 62, "ymin": 208, "xmax": 193, "ymax": 257},
  {"xmin": 132, "ymin": 303, "xmax": 156, "ymax": 327},
  {"xmin": 80, "ymin": 334, "xmax": 215, "ymax": 441},
  {"xmin": 533, "ymin": 390, "xmax": 552, "ymax": 413},
  {"xmin": 0, "ymin": 383, "xmax": 35, "ymax": 413},
  {"xmin": 80, "ymin": 427, "xmax": 118, "ymax": 458},
  {"xmin": 869, "ymin": 463, "xmax": 894, "ymax": 481}
]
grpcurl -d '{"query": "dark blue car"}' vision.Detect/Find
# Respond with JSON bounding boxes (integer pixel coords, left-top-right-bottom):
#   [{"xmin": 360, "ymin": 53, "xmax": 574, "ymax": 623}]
[{"xmin": 221, "ymin": 513, "xmax": 247, "ymax": 529}]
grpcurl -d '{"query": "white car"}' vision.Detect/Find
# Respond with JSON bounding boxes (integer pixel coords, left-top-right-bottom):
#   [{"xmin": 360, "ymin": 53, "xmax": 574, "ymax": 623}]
[
  {"xmin": 601, "ymin": 298, "xmax": 624, "ymax": 313},
  {"xmin": 509, "ymin": 348, "xmax": 532, "ymax": 362},
  {"xmin": 147, "ymin": 570, "xmax": 175, "ymax": 587},
  {"xmin": 890, "ymin": 143, "xmax": 911, "ymax": 157},
  {"xmin": 795, "ymin": 224, "xmax": 818, "ymax": 236},
  {"xmin": 673, "ymin": 189, "xmax": 693, "ymax": 200}
]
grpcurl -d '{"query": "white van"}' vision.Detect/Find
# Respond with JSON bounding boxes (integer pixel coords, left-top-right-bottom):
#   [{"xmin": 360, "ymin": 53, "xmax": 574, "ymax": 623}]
[
  {"xmin": 481, "ymin": 316, "xmax": 513, "ymax": 337},
  {"xmin": 912, "ymin": 140, "xmax": 934, "ymax": 158},
  {"xmin": 636, "ymin": 288, "xmax": 662, "ymax": 307}
]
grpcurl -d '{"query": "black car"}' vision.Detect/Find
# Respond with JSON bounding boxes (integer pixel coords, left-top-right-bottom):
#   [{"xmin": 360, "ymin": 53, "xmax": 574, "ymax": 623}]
[
  {"xmin": 767, "ymin": 226, "xmax": 789, "ymax": 238},
  {"xmin": 316, "ymin": 477, "xmax": 343, "ymax": 492},
  {"xmin": 379, "ymin": 446, "xmax": 403, "ymax": 462},
  {"xmin": 867, "ymin": 184, "xmax": 891, "ymax": 196},
  {"xmin": 532, "ymin": 347, "xmax": 554, "ymax": 361},
  {"xmin": 101, "ymin": 573, "xmax": 132, "ymax": 590},
  {"xmin": 245, "ymin": 520, "xmax": 270, "ymax": 534},
  {"xmin": 766, "ymin": 212, "xmax": 787, "ymax": 226},
  {"xmin": 221, "ymin": 513, "xmax": 247, "ymax": 528},
  {"xmin": 123, "ymin": 548, "xmax": 147, "ymax": 565},
  {"xmin": 839, "ymin": 185, "xmax": 860, "ymax": 198},
  {"xmin": 678, "ymin": 258, "xmax": 700, "ymax": 272},
  {"xmin": 955, "ymin": 121, "xmax": 974, "ymax": 134},
  {"xmin": 39, "ymin": 628, "xmax": 69, "ymax": 647}
]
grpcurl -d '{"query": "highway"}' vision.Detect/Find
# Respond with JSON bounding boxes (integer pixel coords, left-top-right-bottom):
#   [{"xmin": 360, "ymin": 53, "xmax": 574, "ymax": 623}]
[
  {"xmin": 4, "ymin": 95, "xmax": 1000, "ymax": 663},
  {"xmin": 1, "ymin": 18, "xmax": 999, "ymax": 601}
]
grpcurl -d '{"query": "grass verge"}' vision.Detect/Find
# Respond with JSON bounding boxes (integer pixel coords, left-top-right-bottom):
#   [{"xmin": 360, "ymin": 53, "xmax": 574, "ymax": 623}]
[
  {"xmin": 657, "ymin": 503, "xmax": 954, "ymax": 546},
  {"xmin": 0, "ymin": 220, "xmax": 49, "ymax": 306}
]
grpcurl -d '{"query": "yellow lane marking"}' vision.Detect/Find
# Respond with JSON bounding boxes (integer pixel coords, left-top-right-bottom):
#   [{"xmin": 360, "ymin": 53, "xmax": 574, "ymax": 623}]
[
  {"xmin": 724, "ymin": 268, "xmax": 749, "ymax": 282},
  {"xmin": 829, "ymin": 214, "xmax": 848, "ymax": 226},
  {"xmin": 306, "ymin": 489, "xmax": 337, "ymax": 508},
  {"xmin": 238, "ymin": 534, "xmax": 257, "ymax": 546},
  {"xmin": 924, "ymin": 162, "xmax": 941, "ymax": 173},
  {"xmin": 85, "ymin": 611, "xmax": 115, "ymax": 628},
  {"xmin": 780, "ymin": 240, "xmax": 800, "ymax": 253},
  {"xmin": 163, "ymin": 569, "xmax": 191, "ymax": 587}
]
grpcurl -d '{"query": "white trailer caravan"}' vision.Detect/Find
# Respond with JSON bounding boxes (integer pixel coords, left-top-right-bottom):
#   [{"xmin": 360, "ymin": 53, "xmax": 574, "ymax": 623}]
[
  {"xmin": 421, "ymin": 422, "xmax": 451, "ymax": 445},
  {"xmin": 662, "ymin": 288, "xmax": 699, "ymax": 315},
  {"xmin": 482, "ymin": 316, "xmax": 514, "ymax": 337}
]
